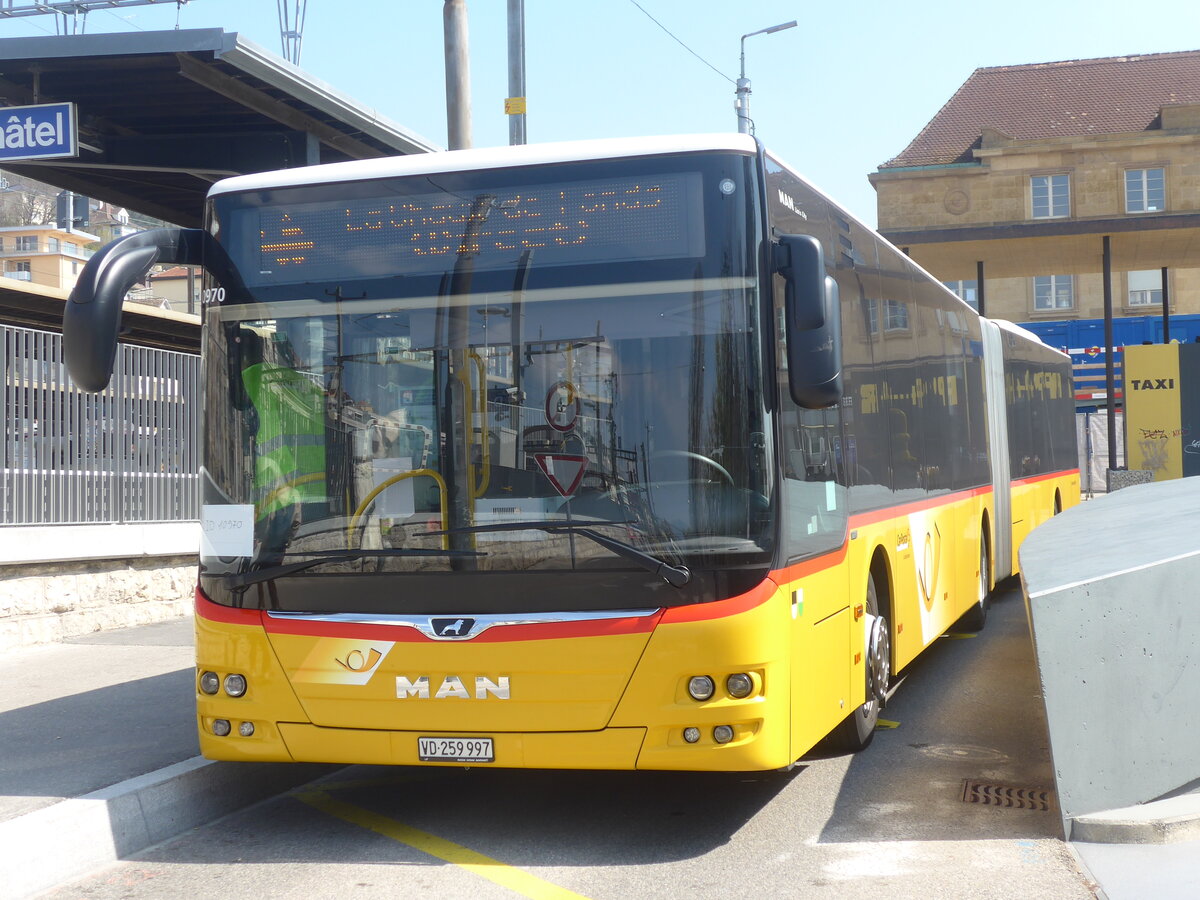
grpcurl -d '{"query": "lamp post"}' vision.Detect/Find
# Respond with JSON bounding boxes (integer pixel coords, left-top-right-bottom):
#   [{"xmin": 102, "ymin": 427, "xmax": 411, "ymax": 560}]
[{"xmin": 735, "ymin": 20, "xmax": 796, "ymax": 135}]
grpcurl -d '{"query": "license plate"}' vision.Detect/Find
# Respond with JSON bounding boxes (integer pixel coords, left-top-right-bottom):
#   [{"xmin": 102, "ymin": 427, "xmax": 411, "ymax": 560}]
[{"xmin": 418, "ymin": 736, "xmax": 494, "ymax": 763}]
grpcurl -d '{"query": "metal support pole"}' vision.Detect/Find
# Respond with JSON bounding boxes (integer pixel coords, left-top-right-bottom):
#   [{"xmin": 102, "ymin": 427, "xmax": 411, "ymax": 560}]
[
  {"xmin": 976, "ymin": 260, "xmax": 985, "ymax": 316},
  {"xmin": 1162, "ymin": 266, "xmax": 1170, "ymax": 343},
  {"xmin": 735, "ymin": 74, "xmax": 751, "ymax": 135},
  {"xmin": 507, "ymin": 0, "xmax": 526, "ymax": 145},
  {"xmin": 1103, "ymin": 235, "xmax": 1117, "ymax": 469},
  {"xmin": 735, "ymin": 21, "xmax": 795, "ymax": 136},
  {"xmin": 443, "ymin": 0, "xmax": 472, "ymax": 150}
]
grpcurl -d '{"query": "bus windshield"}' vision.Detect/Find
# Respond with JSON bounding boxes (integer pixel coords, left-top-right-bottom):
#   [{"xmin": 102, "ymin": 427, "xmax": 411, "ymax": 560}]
[{"xmin": 199, "ymin": 152, "xmax": 773, "ymax": 611}]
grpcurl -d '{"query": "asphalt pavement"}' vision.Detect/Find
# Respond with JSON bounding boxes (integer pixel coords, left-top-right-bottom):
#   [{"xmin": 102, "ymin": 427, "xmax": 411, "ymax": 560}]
[{"xmin": 1, "ymin": 613, "xmax": 1198, "ymax": 899}]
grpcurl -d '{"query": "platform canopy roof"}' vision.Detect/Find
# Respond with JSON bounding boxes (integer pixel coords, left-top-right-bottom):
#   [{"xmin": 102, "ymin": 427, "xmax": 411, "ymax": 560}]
[{"xmin": 0, "ymin": 28, "xmax": 439, "ymax": 228}]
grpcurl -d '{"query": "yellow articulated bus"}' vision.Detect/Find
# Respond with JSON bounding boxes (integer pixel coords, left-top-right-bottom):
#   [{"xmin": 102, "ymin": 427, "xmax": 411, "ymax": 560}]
[{"xmin": 64, "ymin": 134, "xmax": 1078, "ymax": 771}]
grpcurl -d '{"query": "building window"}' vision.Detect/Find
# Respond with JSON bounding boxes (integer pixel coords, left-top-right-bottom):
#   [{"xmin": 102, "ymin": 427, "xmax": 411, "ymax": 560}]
[
  {"xmin": 47, "ymin": 237, "xmax": 59, "ymax": 253},
  {"xmin": 884, "ymin": 299, "xmax": 909, "ymax": 331},
  {"xmin": 64, "ymin": 241, "xmax": 78, "ymax": 256},
  {"xmin": 1125, "ymin": 168, "xmax": 1165, "ymax": 213},
  {"xmin": 943, "ymin": 279, "xmax": 979, "ymax": 311},
  {"xmin": 14, "ymin": 235, "xmax": 38, "ymax": 252},
  {"xmin": 861, "ymin": 298, "xmax": 880, "ymax": 334},
  {"xmin": 6, "ymin": 260, "xmax": 31, "ymax": 281},
  {"xmin": 1128, "ymin": 269, "xmax": 1164, "ymax": 307},
  {"xmin": 1033, "ymin": 275, "xmax": 1073, "ymax": 311},
  {"xmin": 1031, "ymin": 174, "xmax": 1070, "ymax": 219}
]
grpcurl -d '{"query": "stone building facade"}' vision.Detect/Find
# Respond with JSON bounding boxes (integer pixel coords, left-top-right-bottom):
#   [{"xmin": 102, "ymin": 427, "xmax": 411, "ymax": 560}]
[{"xmin": 870, "ymin": 51, "xmax": 1200, "ymax": 326}]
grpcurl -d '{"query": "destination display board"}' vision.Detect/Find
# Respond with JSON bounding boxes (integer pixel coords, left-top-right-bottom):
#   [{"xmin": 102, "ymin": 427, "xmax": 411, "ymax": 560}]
[{"xmin": 233, "ymin": 171, "xmax": 704, "ymax": 284}]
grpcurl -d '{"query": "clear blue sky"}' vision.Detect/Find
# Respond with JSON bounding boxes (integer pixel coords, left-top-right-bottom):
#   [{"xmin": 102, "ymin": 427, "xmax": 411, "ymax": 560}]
[{"xmin": 5, "ymin": 0, "xmax": 1199, "ymax": 227}]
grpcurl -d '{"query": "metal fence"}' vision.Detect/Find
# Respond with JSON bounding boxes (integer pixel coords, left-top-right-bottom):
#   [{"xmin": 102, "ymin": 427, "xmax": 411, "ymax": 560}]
[{"xmin": 1, "ymin": 322, "xmax": 200, "ymax": 526}]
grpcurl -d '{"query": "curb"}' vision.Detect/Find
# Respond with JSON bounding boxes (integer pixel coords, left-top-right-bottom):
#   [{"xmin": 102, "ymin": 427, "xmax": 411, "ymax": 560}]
[
  {"xmin": 3, "ymin": 756, "xmax": 339, "ymax": 899},
  {"xmin": 1071, "ymin": 793, "xmax": 1200, "ymax": 845}
]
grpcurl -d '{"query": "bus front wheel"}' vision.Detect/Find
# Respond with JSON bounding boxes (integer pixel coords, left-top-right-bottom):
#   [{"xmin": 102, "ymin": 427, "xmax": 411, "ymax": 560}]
[{"xmin": 835, "ymin": 574, "xmax": 889, "ymax": 751}]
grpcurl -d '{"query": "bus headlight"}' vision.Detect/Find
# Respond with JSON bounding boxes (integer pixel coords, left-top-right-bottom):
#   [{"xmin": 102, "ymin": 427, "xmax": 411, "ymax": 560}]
[
  {"xmin": 713, "ymin": 725, "xmax": 734, "ymax": 744},
  {"xmin": 726, "ymin": 673, "xmax": 754, "ymax": 698},
  {"xmin": 212, "ymin": 719, "xmax": 232, "ymax": 737},
  {"xmin": 687, "ymin": 676, "xmax": 715, "ymax": 701},
  {"xmin": 223, "ymin": 674, "xmax": 248, "ymax": 697},
  {"xmin": 199, "ymin": 671, "xmax": 220, "ymax": 695},
  {"xmin": 683, "ymin": 727, "xmax": 701, "ymax": 744}
]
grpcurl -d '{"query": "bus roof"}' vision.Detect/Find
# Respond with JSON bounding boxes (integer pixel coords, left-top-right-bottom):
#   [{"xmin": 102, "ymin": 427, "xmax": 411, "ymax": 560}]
[{"xmin": 208, "ymin": 134, "xmax": 759, "ymax": 197}]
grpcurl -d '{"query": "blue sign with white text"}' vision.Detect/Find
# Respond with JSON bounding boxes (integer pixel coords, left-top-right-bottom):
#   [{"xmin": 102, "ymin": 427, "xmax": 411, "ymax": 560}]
[{"xmin": 0, "ymin": 102, "xmax": 77, "ymax": 162}]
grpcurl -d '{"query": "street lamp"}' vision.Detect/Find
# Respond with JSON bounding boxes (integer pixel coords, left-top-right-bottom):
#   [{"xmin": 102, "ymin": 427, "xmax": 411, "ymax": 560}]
[{"xmin": 736, "ymin": 20, "xmax": 796, "ymax": 135}]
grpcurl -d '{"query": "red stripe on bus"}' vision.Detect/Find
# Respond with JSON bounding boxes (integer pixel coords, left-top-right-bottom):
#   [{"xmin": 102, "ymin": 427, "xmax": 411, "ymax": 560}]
[
  {"xmin": 659, "ymin": 578, "xmax": 777, "ymax": 624},
  {"xmin": 195, "ymin": 587, "xmax": 263, "ymax": 626},
  {"xmin": 847, "ymin": 485, "xmax": 992, "ymax": 530},
  {"xmin": 770, "ymin": 543, "xmax": 847, "ymax": 587},
  {"xmin": 260, "ymin": 610, "xmax": 663, "ymax": 643}
]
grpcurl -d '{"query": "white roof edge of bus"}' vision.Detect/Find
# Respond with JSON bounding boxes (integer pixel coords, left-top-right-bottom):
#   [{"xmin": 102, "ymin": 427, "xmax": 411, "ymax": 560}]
[
  {"xmin": 992, "ymin": 319, "xmax": 1040, "ymax": 340},
  {"xmin": 208, "ymin": 134, "xmax": 761, "ymax": 197},
  {"xmin": 991, "ymin": 318, "xmax": 1071, "ymax": 358},
  {"xmin": 763, "ymin": 146, "xmax": 987, "ymax": 320}
]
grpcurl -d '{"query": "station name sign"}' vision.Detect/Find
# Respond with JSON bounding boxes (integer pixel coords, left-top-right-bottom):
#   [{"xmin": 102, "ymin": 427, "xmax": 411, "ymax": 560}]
[{"xmin": 0, "ymin": 102, "xmax": 77, "ymax": 161}]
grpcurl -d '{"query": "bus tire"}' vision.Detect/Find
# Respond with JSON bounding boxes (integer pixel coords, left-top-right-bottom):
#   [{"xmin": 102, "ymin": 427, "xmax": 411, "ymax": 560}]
[
  {"xmin": 835, "ymin": 574, "xmax": 889, "ymax": 752},
  {"xmin": 959, "ymin": 532, "xmax": 991, "ymax": 632}
]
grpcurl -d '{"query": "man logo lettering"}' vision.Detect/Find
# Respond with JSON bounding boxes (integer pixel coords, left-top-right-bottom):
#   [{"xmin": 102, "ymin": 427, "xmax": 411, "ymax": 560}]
[{"xmin": 396, "ymin": 675, "xmax": 510, "ymax": 699}]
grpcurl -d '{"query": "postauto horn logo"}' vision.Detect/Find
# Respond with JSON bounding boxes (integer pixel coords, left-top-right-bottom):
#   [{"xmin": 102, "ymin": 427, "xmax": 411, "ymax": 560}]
[{"xmin": 292, "ymin": 639, "xmax": 394, "ymax": 685}]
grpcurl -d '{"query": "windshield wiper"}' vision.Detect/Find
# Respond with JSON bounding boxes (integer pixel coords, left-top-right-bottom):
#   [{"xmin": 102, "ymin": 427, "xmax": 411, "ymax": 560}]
[
  {"xmin": 434, "ymin": 520, "xmax": 691, "ymax": 588},
  {"xmin": 222, "ymin": 548, "xmax": 484, "ymax": 590}
]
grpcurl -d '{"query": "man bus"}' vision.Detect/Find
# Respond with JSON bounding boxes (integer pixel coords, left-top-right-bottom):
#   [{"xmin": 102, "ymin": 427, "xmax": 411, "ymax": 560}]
[{"xmin": 64, "ymin": 134, "xmax": 1078, "ymax": 770}]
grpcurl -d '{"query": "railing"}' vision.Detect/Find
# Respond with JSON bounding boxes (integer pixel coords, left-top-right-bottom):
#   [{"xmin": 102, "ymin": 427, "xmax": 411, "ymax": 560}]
[
  {"xmin": 0, "ymin": 242, "xmax": 95, "ymax": 259},
  {"xmin": 1, "ymin": 322, "xmax": 200, "ymax": 526}
]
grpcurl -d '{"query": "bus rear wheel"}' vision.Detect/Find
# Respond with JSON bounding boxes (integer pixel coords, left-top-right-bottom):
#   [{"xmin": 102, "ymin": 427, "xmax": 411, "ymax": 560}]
[
  {"xmin": 835, "ymin": 574, "xmax": 889, "ymax": 751},
  {"xmin": 959, "ymin": 534, "xmax": 991, "ymax": 632}
]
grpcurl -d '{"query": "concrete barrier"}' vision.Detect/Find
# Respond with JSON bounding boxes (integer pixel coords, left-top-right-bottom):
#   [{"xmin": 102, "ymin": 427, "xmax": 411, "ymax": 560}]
[
  {"xmin": 1019, "ymin": 478, "xmax": 1200, "ymax": 839},
  {"xmin": 3, "ymin": 758, "xmax": 338, "ymax": 899}
]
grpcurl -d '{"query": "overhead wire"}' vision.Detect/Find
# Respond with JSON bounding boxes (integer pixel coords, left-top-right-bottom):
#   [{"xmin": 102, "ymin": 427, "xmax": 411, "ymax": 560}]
[{"xmin": 627, "ymin": 0, "xmax": 735, "ymax": 85}]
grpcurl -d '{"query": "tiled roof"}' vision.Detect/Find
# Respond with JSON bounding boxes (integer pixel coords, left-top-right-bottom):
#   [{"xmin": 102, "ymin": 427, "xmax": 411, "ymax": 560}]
[
  {"xmin": 880, "ymin": 50, "xmax": 1200, "ymax": 169},
  {"xmin": 150, "ymin": 266, "xmax": 190, "ymax": 279}
]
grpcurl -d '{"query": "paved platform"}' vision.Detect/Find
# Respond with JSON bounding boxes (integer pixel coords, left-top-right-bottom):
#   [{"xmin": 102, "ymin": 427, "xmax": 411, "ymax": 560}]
[
  {"xmin": 0, "ymin": 615, "xmax": 1197, "ymax": 898},
  {"xmin": 0, "ymin": 618, "xmax": 335, "ymax": 898}
]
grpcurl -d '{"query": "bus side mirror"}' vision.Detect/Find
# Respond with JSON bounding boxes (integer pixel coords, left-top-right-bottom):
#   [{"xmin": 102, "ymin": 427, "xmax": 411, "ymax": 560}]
[
  {"xmin": 777, "ymin": 234, "xmax": 843, "ymax": 409},
  {"xmin": 64, "ymin": 228, "xmax": 232, "ymax": 392}
]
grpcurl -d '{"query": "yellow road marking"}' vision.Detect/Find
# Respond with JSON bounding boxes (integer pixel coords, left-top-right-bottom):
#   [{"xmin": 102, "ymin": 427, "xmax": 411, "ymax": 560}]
[
  {"xmin": 310, "ymin": 773, "xmax": 426, "ymax": 792},
  {"xmin": 877, "ymin": 718, "xmax": 901, "ymax": 729},
  {"xmin": 297, "ymin": 789, "xmax": 592, "ymax": 900}
]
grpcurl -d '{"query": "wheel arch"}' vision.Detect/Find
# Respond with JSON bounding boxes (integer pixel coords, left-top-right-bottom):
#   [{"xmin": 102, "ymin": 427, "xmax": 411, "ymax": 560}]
[
  {"xmin": 868, "ymin": 545, "xmax": 894, "ymax": 635},
  {"xmin": 980, "ymin": 509, "xmax": 993, "ymax": 590}
]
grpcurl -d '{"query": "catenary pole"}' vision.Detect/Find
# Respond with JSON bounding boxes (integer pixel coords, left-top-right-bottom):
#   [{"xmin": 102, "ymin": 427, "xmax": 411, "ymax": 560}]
[
  {"xmin": 444, "ymin": 0, "xmax": 472, "ymax": 150},
  {"xmin": 507, "ymin": 0, "xmax": 526, "ymax": 145}
]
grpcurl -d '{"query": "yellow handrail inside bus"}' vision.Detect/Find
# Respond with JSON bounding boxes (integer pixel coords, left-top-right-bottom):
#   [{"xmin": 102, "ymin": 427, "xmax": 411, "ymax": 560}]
[
  {"xmin": 257, "ymin": 472, "xmax": 326, "ymax": 519},
  {"xmin": 346, "ymin": 468, "xmax": 449, "ymax": 550}
]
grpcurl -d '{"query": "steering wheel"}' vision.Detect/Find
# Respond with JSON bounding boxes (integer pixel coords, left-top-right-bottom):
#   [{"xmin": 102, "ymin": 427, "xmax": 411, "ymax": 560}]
[{"xmin": 649, "ymin": 450, "xmax": 735, "ymax": 486}]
